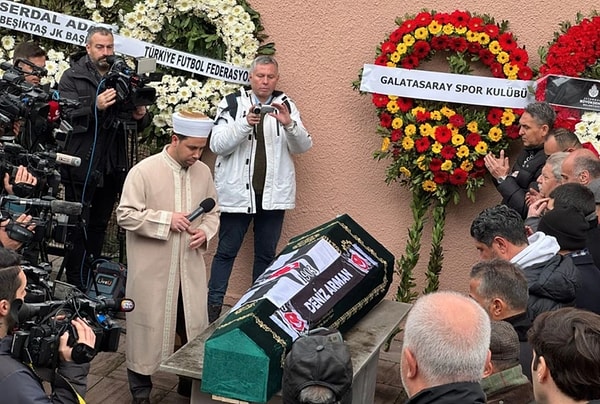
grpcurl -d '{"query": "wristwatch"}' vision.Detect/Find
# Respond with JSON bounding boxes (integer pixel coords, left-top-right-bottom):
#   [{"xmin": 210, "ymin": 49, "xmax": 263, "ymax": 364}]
[
  {"xmin": 285, "ymin": 120, "xmax": 297, "ymax": 131},
  {"xmin": 497, "ymin": 175, "xmax": 507, "ymax": 184}
]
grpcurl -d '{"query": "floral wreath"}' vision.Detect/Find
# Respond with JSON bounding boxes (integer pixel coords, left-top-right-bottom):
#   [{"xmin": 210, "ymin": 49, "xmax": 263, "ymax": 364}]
[
  {"xmin": 0, "ymin": 0, "xmax": 271, "ymax": 144},
  {"xmin": 536, "ymin": 12, "xmax": 600, "ymax": 152},
  {"xmin": 356, "ymin": 10, "xmax": 531, "ymax": 301}
]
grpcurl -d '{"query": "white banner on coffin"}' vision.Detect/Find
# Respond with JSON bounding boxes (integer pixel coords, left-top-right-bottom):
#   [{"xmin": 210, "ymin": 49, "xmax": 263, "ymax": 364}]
[
  {"xmin": 360, "ymin": 63, "xmax": 536, "ymax": 109},
  {"xmin": 0, "ymin": 1, "xmax": 250, "ymax": 84}
]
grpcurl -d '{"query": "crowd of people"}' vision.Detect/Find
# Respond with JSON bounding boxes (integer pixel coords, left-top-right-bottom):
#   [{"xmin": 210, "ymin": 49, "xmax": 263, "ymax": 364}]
[{"xmin": 1, "ymin": 22, "xmax": 600, "ymax": 404}]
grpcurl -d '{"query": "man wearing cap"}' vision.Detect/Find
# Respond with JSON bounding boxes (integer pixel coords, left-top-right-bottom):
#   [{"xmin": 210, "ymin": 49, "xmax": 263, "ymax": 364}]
[
  {"xmin": 207, "ymin": 55, "xmax": 312, "ymax": 322},
  {"xmin": 282, "ymin": 328, "xmax": 353, "ymax": 404},
  {"xmin": 401, "ymin": 291, "xmax": 490, "ymax": 403},
  {"xmin": 481, "ymin": 321, "xmax": 534, "ymax": 403},
  {"xmin": 116, "ymin": 111, "xmax": 220, "ymax": 404}
]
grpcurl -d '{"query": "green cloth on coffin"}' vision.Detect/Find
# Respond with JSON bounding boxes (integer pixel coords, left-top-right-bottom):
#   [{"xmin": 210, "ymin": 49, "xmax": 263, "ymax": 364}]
[{"xmin": 202, "ymin": 214, "xmax": 394, "ymax": 403}]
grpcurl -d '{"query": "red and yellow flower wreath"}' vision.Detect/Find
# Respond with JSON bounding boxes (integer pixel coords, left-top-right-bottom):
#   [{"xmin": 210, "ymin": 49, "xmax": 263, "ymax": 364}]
[
  {"xmin": 536, "ymin": 12, "xmax": 600, "ymax": 131},
  {"xmin": 371, "ymin": 10, "xmax": 532, "ymax": 203}
]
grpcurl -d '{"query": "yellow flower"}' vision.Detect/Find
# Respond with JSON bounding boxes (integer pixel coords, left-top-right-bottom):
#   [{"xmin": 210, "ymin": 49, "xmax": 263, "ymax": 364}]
[
  {"xmin": 489, "ymin": 40, "xmax": 502, "ymax": 55},
  {"xmin": 411, "ymin": 106, "xmax": 426, "ymax": 116},
  {"xmin": 396, "ymin": 43, "xmax": 408, "ymax": 55},
  {"xmin": 452, "ymin": 134, "xmax": 465, "ymax": 146},
  {"xmin": 475, "ymin": 141, "xmax": 488, "ymax": 155},
  {"xmin": 422, "ymin": 180, "xmax": 437, "ymax": 192},
  {"xmin": 405, "ymin": 124, "xmax": 417, "ymax": 136},
  {"xmin": 399, "ymin": 166, "xmax": 411, "ymax": 177},
  {"xmin": 496, "ymin": 51, "xmax": 510, "ymax": 64},
  {"xmin": 430, "ymin": 110, "xmax": 442, "ymax": 121},
  {"xmin": 381, "ymin": 137, "xmax": 390, "ymax": 152},
  {"xmin": 390, "ymin": 52, "xmax": 401, "ymax": 63},
  {"xmin": 440, "ymin": 106, "xmax": 456, "ymax": 118},
  {"xmin": 467, "ymin": 121, "xmax": 479, "ymax": 133},
  {"xmin": 414, "ymin": 27, "xmax": 429, "ymax": 40},
  {"xmin": 417, "ymin": 155, "xmax": 427, "ymax": 171},
  {"xmin": 455, "ymin": 26, "xmax": 467, "ymax": 34},
  {"xmin": 403, "ymin": 34, "xmax": 415, "ymax": 46},
  {"xmin": 503, "ymin": 63, "xmax": 519, "ymax": 77},
  {"xmin": 386, "ymin": 61, "xmax": 397, "ymax": 68},
  {"xmin": 387, "ymin": 100, "xmax": 399, "ymax": 114},
  {"xmin": 478, "ymin": 33, "xmax": 490, "ymax": 45},
  {"xmin": 447, "ymin": 123, "xmax": 459, "ymax": 135},
  {"xmin": 419, "ymin": 123, "xmax": 434, "ymax": 137},
  {"xmin": 460, "ymin": 160, "xmax": 474, "ymax": 172},
  {"xmin": 488, "ymin": 127, "xmax": 503, "ymax": 142},
  {"xmin": 402, "ymin": 137, "xmax": 414, "ymax": 150},
  {"xmin": 501, "ymin": 109, "xmax": 516, "ymax": 126},
  {"xmin": 442, "ymin": 24, "xmax": 455, "ymax": 35},
  {"xmin": 456, "ymin": 145, "xmax": 470, "ymax": 158},
  {"xmin": 441, "ymin": 160, "xmax": 453, "ymax": 171},
  {"xmin": 388, "ymin": 95, "xmax": 398, "ymax": 100},
  {"xmin": 392, "ymin": 117, "xmax": 404, "ymax": 129},
  {"xmin": 466, "ymin": 31, "xmax": 479, "ymax": 42},
  {"xmin": 428, "ymin": 21, "xmax": 442, "ymax": 34},
  {"xmin": 507, "ymin": 73, "xmax": 518, "ymax": 80},
  {"xmin": 431, "ymin": 141, "xmax": 443, "ymax": 153}
]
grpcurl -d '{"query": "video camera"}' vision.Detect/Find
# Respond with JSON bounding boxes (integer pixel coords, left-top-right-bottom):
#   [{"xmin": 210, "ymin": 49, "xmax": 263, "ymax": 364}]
[
  {"xmin": 100, "ymin": 55, "xmax": 158, "ymax": 111},
  {"xmin": 10, "ymin": 292, "xmax": 134, "ymax": 368}
]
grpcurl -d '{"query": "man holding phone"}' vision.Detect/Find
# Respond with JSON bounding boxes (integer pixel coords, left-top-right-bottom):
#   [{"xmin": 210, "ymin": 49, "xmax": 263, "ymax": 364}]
[{"xmin": 207, "ymin": 55, "xmax": 312, "ymax": 323}]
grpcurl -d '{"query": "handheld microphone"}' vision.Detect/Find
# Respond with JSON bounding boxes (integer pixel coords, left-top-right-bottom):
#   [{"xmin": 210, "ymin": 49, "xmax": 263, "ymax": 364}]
[
  {"xmin": 47, "ymin": 100, "xmax": 60, "ymax": 123},
  {"xmin": 96, "ymin": 297, "xmax": 135, "ymax": 312},
  {"xmin": 186, "ymin": 198, "xmax": 216, "ymax": 222},
  {"xmin": 3, "ymin": 195, "xmax": 83, "ymax": 216},
  {"xmin": 39, "ymin": 151, "xmax": 82, "ymax": 167}
]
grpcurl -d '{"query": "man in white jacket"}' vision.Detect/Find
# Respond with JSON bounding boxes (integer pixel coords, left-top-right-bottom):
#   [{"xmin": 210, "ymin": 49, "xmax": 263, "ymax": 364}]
[{"xmin": 207, "ymin": 55, "xmax": 312, "ymax": 322}]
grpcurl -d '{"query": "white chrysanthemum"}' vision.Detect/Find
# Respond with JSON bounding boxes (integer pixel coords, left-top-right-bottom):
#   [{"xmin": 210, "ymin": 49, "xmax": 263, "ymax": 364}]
[
  {"xmin": 45, "ymin": 60, "xmax": 58, "ymax": 74},
  {"xmin": 589, "ymin": 121, "xmax": 600, "ymax": 137},
  {"xmin": 153, "ymin": 114, "xmax": 168, "ymax": 128},
  {"xmin": 186, "ymin": 79, "xmax": 201, "ymax": 90},
  {"xmin": 230, "ymin": 5, "xmax": 244, "ymax": 17},
  {"xmin": 175, "ymin": 0, "xmax": 193, "ymax": 12},
  {"xmin": 217, "ymin": 3, "xmax": 231, "ymax": 16},
  {"xmin": 91, "ymin": 10, "xmax": 104, "ymax": 22},
  {"xmin": 574, "ymin": 121, "xmax": 588, "ymax": 136},
  {"xmin": 120, "ymin": 27, "xmax": 133, "ymax": 37},
  {"xmin": 230, "ymin": 55, "xmax": 244, "ymax": 67},
  {"xmin": 133, "ymin": 3, "xmax": 147, "ymax": 13},
  {"xmin": 167, "ymin": 94, "xmax": 180, "ymax": 105},
  {"xmin": 147, "ymin": 20, "xmax": 162, "ymax": 33},
  {"xmin": 100, "ymin": 0, "xmax": 114, "ymax": 8},
  {"xmin": 177, "ymin": 86, "xmax": 192, "ymax": 101},
  {"xmin": 156, "ymin": 96, "xmax": 168, "ymax": 110},
  {"xmin": 581, "ymin": 111, "xmax": 599, "ymax": 123},
  {"xmin": 146, "ymin": 9, "xmax": 161, "ymax": 21},
  {"xmin": 243, "ymin": 21, "xmax": 255, "ymax": 32},
  {"xmin": 206, "ymin": 0, "xmax": 219, "ymax": 7},
  {"xmin": 84, "ymin": 0, "xmax": 96, "ymax": 9},
  {"xmin": 123, "ymin": 13, "xmax": 138, "ymax": 28},
  {"xmin": 198, "ymin": 99, "xmax": 210, "ymax": 112},
  {"xmin": 158, "ymin": 4, "xmax": 169, "ymax": 14},
  {"xmin": 146, "ymin": 0, "xmax": 158, "ymax": 6},
  {"xmin": 1, "ymin": 36, "xmax": 15, "ymax": 50},
  {"xmin": 239, "ymin": 13, "xmax": 250, "ymax": 23}
]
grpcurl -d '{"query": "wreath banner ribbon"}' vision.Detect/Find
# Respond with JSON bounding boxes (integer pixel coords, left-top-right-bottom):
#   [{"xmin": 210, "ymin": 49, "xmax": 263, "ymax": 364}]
[
  {"xmin": 0, "ymin": 1, "xmax": 250, "ymax": 84},
  {"xmin": 360, "ymin": 64, "xmax": 534, "ymax": 108}
]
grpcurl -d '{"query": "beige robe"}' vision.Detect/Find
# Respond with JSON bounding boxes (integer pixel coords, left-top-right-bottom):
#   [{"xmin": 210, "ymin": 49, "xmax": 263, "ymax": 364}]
[{"xmin": 116, "ymin": 147, "xmax": 220, "ymax": 375}]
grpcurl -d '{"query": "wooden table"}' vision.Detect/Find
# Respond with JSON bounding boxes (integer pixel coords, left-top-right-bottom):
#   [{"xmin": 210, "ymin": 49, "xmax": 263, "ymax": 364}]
[{"xmin": 160, "ymin": 299, "xmax": 412, "ymax": 403}]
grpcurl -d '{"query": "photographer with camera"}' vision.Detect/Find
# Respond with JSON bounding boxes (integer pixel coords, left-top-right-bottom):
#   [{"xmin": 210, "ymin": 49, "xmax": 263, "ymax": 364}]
[
  {"xmin": 0, "ymin": 265, "xmax": 96, "ymax": 403},
  {"xmin": 58, "ymin": 26, "xmax": 150, "ymax": 290}
]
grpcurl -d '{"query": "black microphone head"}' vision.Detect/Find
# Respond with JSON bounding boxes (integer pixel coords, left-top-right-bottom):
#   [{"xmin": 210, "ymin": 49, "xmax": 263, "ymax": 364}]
[
  {"xmin": 200, "ymin": 198, "xmax": 216, "ymax": 213},
  {"xmin": 50, "ymin": 200, "xmax": 83, "ymax": 216}
]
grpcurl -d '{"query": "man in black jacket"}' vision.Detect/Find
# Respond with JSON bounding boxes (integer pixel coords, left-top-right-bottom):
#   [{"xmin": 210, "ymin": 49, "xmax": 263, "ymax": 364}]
[
  {"xmin": 0, "ymin": 264, "xmax": 96, "ymax": 403},
  {"xmin": 58, "ymin": 26, "xmax": 150, "ymax": 290},
  {"xmin": 401, "ymin": 291, "xmax": 490, "ymax": 403},
  {"xmin": 484, "ymin": 102, "xmax": 555, "ymax": 218}
]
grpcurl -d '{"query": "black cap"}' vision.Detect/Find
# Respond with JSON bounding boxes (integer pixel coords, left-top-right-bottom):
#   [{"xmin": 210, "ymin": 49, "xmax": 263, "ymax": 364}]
[{"xmin": 282, "ymin": 328, "xmax": 353, "ymax": 404}]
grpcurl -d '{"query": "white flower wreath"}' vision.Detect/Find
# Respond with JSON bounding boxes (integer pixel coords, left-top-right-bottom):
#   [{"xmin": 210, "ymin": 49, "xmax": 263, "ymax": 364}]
[{"xmin": 0, "ymin": 0, "xmax": 261, "ymax": 138}]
